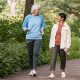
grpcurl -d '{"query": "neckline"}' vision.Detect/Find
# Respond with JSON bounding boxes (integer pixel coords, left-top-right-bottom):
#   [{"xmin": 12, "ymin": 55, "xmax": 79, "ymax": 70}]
[{"xmin": 30, "ymin": 14, "xmax": 39, "ymax": 17}]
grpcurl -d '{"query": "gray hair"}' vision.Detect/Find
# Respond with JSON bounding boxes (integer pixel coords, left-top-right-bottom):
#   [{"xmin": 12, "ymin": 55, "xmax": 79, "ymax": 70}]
[{"xmin": 31, "ymin": 3, "xmax": 40, "ymax": 13}]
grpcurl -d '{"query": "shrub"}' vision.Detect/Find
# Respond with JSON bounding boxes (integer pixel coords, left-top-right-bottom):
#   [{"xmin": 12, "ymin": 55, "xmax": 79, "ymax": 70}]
[
  {"xmin": 0, "ymin": 42, "xmax": 28, "ymax": 77},
  {"xmin": 67, "ymin": 37, "xmax": 80, "ymax": 59},
  {"xmin": 0, "ymin": 16, "xmax": 25, "ymax": 42},
  {"xmin": 70, "ymin": 21, "xmax": 80, "ymax": 37}
]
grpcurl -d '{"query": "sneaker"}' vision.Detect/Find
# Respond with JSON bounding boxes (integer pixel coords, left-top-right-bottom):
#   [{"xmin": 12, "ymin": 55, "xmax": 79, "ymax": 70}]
[
  {"xmin": 32, "ymin": 69, "xmax": 37, "ymax": 77},
  {"xmin": 29, "ymin": 70, "xmax": 33, "ymax": 76},
  {"xmin": 49, "ymin": 73, "xmax": 55, "ymax": 79},
  {"xmin": 61, "ymin": 72, "xmax": 66, "ymax": 78}
]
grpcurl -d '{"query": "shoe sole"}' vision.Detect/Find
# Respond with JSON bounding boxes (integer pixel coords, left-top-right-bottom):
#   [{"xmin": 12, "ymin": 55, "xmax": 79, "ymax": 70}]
[
  {"xmin": 61, "ymin": 76, "xmax": 66, "ymax": 78},
  {"xmin": 49, "ymin": 76, "xmax": 55, "ymax": 79},
  {"xmin": 33, "ymin": 74, "xmax": 37, "ymax": 77},
  {"xmin": 29, "ymin": 74, "xmax": 33, "ymax": 76}
]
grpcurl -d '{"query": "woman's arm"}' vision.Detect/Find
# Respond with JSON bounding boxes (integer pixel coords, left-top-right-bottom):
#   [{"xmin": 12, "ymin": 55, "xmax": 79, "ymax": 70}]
[
  {"xmin": 64, "ymin": 25, "xmax": 71, "ymax": 52},
  {"xmin": 22, "ymin": 15, "xmax": 30, "ymax": 32},
  {"xmin": 49, "ymin": 25, "xmax": 56, "ymax": 49},
  {"xmin": 40, "ymin": 16, "xmax": 45, "ymax": 35}
]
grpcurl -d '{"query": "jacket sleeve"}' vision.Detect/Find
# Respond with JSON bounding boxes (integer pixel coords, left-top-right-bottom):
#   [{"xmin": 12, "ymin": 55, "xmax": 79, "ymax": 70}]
[
  {"xmin": 66, "ymin": 26, "xmax": 71, "ymax": 49},
  {"xmin": 49, "ymin": 25, "xmax": 56, "ymax": 49}
]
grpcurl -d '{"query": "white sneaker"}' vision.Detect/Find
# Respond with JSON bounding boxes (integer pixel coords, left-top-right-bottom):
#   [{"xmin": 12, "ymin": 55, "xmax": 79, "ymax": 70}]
[
  {"xmin": 49, "ymin": 73, "xmax": 55, "ymax": 79},
  {"xmin": 32, "ymin": 69, "xmax": 37, "ymax": 77},
  {"xmin": 61, "ymin": 72, "xmax": 66, "ymax": 78},
  {"xmin": 29, "ymin": 70, "xmax": 33, "ymax": 76}
]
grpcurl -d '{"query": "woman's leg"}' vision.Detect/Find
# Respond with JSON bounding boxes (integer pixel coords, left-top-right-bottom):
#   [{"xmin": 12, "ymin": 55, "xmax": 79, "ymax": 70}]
[
  {"xmin": 59, "ymin": 49, "xmax": 66, "ymax": 71},
  {"xmin": 49, "ymin": 46, "xmax": 59, "ymax": 78},
  {"xmin": 33, "ymin": 39, "xmax": 42, "ymax": 69},
  {"xmin": 59, "ymin": 49, "xmax": 66, "ymax": 78},
  {"xmin": 27, "ymin": 40, "xmax": 34, "ymax": 70},
  {"xmin": 50, "ymin": 46, "xmax": 59, "ymax": 71}
]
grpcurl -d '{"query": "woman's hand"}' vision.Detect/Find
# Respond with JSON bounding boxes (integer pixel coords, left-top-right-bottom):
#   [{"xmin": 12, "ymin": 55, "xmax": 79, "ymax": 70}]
[
  {"xmin": 64, "ymin": 48, "xmax": 68, "ymax": 53},
  {"xmin": 49, "ymin": 47, "xmax": 54, "ymax": 53},
  {"xmin": 40, "ymin": 29, "xmax": 44, "ymax": 35},
  {"xmin": 25, "ymin": 29, "xmax": 29, "ymax": 32}
]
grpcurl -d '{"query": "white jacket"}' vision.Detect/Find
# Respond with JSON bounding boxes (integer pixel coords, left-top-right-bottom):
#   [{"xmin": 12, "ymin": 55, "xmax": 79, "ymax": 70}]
[{"xmin": 49, "ymin": 22, "xmax": 71, "ymax": 49}]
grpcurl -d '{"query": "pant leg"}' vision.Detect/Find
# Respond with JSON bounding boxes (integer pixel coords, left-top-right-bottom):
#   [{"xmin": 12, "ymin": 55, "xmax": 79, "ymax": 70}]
[
  {"xmin": 33, "ymin": 39, "xmax": 42, "ymax": 69},
  {"xmin": 59, "ymin": 49, "xmax": 66, "ymax": 71},
  {"xmin": 50, "ymin": 46, "xmax": 59, "ymax": 71},
  {"xmin": 27, "ymin": 39, "xmax": 34, "ymax": 69}
]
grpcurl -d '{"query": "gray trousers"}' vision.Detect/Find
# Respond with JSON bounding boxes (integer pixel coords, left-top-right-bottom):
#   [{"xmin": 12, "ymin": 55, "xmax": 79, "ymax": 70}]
[
  {"xmin": 27, "ymin": 39, "xmax": 41, "ymax": 69},
  {"xmin": 50, "ymin": 45, "xmax": 66, "ymax": 71}
]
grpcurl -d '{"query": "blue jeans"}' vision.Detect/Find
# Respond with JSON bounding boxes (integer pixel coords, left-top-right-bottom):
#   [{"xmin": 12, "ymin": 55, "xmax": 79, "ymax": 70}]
[{"xmin": 27, "ymin": 39, "xmax": 42, "ymax": 69}]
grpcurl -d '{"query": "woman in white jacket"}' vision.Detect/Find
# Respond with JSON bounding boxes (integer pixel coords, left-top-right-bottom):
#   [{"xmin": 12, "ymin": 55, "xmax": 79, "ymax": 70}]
[{"xmin": 49, "ymin": 13, "xmax": 71, "ymax": 78}]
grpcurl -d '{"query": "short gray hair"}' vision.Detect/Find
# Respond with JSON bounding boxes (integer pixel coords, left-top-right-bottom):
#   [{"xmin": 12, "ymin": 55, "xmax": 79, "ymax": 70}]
[{"xmin": 31, "ymin": 3, "xmax": 40, "ymax": 13}]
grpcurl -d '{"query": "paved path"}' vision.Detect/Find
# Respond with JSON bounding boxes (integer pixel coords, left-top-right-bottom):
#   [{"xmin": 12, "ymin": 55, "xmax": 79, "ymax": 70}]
[{"xmin": 0, "ymin": 59, "xmax": 80, "ymax": 80}]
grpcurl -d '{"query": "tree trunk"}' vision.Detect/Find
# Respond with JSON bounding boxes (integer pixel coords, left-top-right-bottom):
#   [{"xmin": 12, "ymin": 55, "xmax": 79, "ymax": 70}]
[
  {"xmin": 7, "ymin": 0, "xmax": 16, "ymax": 16},
  {"xmin": 24, "ymin": 0, "xmax": 34, "ymax": 19},
  {"xmin": 7, "ymin": 0, "xmax": 12, "ymax": 7}
]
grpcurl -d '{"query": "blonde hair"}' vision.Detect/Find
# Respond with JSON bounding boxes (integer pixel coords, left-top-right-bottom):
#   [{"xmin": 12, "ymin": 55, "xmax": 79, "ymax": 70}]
[{"xmin": 31, "ymin": 3, "xmax": 40, "ymax": 13}]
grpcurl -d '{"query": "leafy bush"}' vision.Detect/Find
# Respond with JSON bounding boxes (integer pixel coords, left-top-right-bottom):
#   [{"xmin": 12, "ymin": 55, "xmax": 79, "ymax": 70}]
[
  {"xmin": 70, "ymin": 21, "xmax": 80, "ymax": 37},
  {"xmin": 67, "ymin": 37, "xmax": 80, "ymax": 59},
  {"xmin": 0, "ymin": 16, "xmax": 25, "ymax": 42},
  {"xmin": 0, "ymin": 42, "xmax": 28, "ymax": 77}
]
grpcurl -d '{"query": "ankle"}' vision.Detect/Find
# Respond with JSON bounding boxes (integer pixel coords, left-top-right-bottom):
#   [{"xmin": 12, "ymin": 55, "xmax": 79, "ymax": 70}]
[
  {"xmin": 33, "ymin": 69, "xmax": 36, "ymax": 71},
  {"xmin": 51, "ymin": 70, "xmax": 55, "ymax": 74},
  {"xmin": 62, "ymin": 70, "xmax": 65, "ymax": 72}
]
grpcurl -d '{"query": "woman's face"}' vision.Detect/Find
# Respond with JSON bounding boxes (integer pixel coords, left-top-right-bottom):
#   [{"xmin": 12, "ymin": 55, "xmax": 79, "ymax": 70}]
[
  {"xmin": 58, "ymin": 16, "xmax": 64, "ymax": 22},
  {"xmin": 33, "ymin": 9, "xmax": 40, "ymax": 16}
]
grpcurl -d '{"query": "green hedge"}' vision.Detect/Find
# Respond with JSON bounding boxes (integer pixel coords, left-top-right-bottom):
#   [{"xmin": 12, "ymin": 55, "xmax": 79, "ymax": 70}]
[
  {"xmin": 0, "ymin": 42, "xmax": 27, "ymax": 77},
  {"xmin": 67, "ymin": 37, "xmax": 80, "ymax": 59},
  {"xmin": 0, "ymin": 16, "xmax": 25, "ymax": 42}
]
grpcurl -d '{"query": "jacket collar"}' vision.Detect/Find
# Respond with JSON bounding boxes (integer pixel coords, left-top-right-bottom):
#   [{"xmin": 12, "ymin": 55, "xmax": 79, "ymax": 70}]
[{"xmin": 56, "ymin": 22, "xmax": 68, "ymax": 27}]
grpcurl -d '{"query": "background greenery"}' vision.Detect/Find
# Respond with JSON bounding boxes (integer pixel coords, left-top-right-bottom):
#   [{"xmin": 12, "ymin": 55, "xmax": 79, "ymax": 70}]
[{"xmin": 0, "ymin": 0, "xmax": 80, "ymax": 77}]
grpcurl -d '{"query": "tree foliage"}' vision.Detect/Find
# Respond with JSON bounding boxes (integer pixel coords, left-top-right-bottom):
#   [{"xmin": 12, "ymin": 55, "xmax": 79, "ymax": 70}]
[
  {"xmin": 0, "ymin": 0, "xmax": 7, "ymax": 12},
  {"xmin": 36, "ymin": 0, "xmax": 80, "ymax": 20}
]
